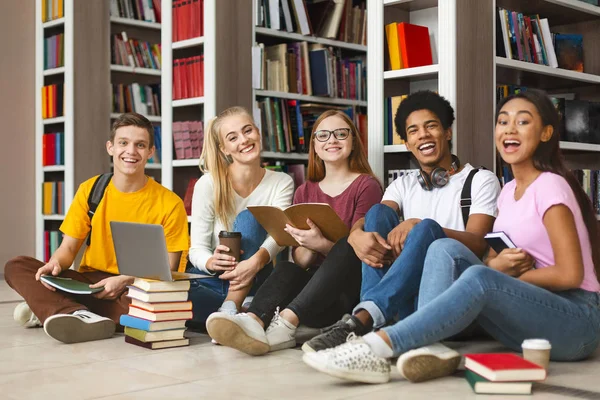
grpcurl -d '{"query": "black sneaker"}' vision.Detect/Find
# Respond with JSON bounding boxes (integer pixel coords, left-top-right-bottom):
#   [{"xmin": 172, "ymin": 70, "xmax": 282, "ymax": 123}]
[{"xmin": 301, "ymin": 314, "xmax": 368, "ymax": 353}]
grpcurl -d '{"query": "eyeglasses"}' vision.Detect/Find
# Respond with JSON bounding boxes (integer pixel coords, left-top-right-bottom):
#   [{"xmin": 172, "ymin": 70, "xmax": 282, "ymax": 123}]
[{"xmin": 313, "ymin": 128, "xmax": 351, "ymax": 142}]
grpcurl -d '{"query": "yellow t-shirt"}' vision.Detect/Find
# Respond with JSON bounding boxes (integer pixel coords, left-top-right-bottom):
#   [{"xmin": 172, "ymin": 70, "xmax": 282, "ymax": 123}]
[{"xmin": 60, "ymin": 176, "xmax": 189, "ymax": 275}]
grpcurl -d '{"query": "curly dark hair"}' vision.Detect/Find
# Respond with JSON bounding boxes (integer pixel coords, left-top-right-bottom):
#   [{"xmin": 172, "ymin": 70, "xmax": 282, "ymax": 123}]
[{"xmin": 394, "ymin": 91, "xmax": 455, "ymax": 144}]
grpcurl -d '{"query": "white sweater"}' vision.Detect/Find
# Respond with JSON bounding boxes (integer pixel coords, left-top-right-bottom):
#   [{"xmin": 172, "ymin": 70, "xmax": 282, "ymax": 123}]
[{"xmin": 188, "ymin": 169, "xmax": 295, "ymax": 274}]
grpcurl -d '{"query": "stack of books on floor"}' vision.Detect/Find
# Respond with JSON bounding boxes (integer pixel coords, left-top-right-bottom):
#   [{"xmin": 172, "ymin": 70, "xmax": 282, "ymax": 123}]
[
  {"xmin": 120, "ymin": 278, "xmax": 193, "ymax": 350},
  {"xmin": 464, "ymin": 353, "xmax": 547, "ymax": 395}
]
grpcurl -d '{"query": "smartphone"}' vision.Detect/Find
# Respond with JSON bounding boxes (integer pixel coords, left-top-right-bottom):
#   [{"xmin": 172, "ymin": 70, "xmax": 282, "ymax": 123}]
[{"xmin": 484, "ymin": 231, "xmax": 517, "ymax": 254}]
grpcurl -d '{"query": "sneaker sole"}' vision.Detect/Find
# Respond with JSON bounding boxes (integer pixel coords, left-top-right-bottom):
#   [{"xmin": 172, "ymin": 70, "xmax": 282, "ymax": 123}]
[
  {"xmin": 44, "ymin": 315, "xmax": 115, "ymax": 344},
  {"xmin": 398, "ymin": 353, "xmax": 461, "ymax": 383},
  {"xmin": 302, "ymin": 353, "xmax": 390, "ymax": 384},
  {"xmin": 269, "ymin": 339, "xmax": 296, "ymax": 352},
  {"xmin": 206, "ymin": 317, "xmax": 269, "ymax": 356},
  {"xmin": 301, "ymin": 342, "xmax": 316, "ymax": 353}
]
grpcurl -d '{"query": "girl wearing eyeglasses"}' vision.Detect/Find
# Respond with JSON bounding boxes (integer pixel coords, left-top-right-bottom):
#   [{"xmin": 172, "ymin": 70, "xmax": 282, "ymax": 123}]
[{"xmin": 206, "ymin": 110, "xmax": 383, "ymax": 356}]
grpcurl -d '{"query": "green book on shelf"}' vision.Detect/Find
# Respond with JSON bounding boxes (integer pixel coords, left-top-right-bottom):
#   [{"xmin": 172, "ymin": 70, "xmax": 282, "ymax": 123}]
[
  {"xmin": 465, "ymin": 369, "xmax": 532, "ymax": 395},
  {"xmin": 40, "ymin": 275, "xmax": 104, "ymax": 295}
]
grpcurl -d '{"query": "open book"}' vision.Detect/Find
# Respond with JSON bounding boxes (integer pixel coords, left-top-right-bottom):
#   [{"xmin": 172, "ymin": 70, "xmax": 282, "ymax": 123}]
[{"xmin": 247, "ymin": 203, "xmax": 349, "ymax": 247}]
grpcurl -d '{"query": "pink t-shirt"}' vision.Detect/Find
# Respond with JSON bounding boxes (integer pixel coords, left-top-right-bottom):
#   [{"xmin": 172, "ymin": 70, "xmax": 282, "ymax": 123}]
[
  {"xmin": 493, "ymin": 172, "xmax": 600, "ymax": 292},
  {"xmin": 293, "ymin": 174, "xmax": 383, "ymax": 230}
]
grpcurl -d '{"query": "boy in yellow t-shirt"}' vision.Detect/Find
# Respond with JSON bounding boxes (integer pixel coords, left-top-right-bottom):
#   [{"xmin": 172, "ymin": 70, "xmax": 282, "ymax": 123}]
[{"xmin": 4, "ymin": 113, "xmax": 189, "ymax": 344}]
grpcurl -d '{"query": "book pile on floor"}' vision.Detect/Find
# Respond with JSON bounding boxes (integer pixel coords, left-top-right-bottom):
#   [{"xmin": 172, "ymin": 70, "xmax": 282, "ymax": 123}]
[
  {"xmin": 120, "ymin": 278, "xmax": 193, "ymax": 350},
  {"xmin": 464, "ymin": 353, "xmax": 547, "ymax": 395}
]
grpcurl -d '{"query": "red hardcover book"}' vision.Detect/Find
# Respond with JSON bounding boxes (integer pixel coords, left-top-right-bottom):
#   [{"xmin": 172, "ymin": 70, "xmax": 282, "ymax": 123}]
[
  {"xmin": 465, "ymin": 354, "xmax": 547, "ymax": 382},
  {"xmin": 198, "ymin": 55, "xmax": 204, "ymax": 97},
  {"xmin": 172, "ymin": 0, "xmax": 179, "ymax": 42},
  {"xmin": 397, "ymin": 22, "xmax": 433, "ymax": 68},
  {"xmin": 183, "ymin": 178, "xmax": 199, "ymax": 215},
  {"xmin": 199, "ymin": 0, "xmax": 204, "ymax": 37},
  {"xmin": 47, "ymin": 133, "xmax": 56, "ymax": 166},
  {"xmin": 173, "ymin": 59, "xmax": 181, "ymax": 100},
  {"xmin": 152, "ymin": 0, "xmax": 161, "ymax": 23}
]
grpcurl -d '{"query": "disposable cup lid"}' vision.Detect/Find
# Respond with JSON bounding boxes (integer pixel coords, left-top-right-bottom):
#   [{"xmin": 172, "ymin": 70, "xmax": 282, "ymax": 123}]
[{"xmin": 522, "ymin": 339, "xmax": 552, "ymax": 350}]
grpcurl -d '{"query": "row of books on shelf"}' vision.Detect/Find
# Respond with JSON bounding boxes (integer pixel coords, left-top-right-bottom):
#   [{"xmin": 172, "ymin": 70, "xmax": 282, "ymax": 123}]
[
  {"xmin": 174, "ymin": 121, "xmax": 203, "ymax": 160},
  {"xmin": 110, "ymin": 0, "xmax": 162, "ymax": 23},
  {"xmin": 172, "ymin": 0, "xmax": 203, "ymax": 42},
  {"xmin": 173, "ymin": 56, "xmax": 204, "ymax": 100},
  {"xmin": 42, "ymin": 0, "xmax": 64, "ymax": 22},
  {"xmin": 111, "ymin": 32, "xmax": 162, "ymax": 71},
  {"xmin": 385, "ymin": 22, "xmax": 433, "ymax": 70},
  {"xmin": 384, "ymin": 95, "xmax": 407, "ymax": 146},
  {"xmin": 256, "ymin": 0, "xmax": 367, "ymax": 45},
  {"xmin": 255, "ymin": 98, "xmax": 366, "ymax": 154},
  {"xmin": 42, "ymin": 181, "xmax": 64, "ymax": 215},
  {"xmin": 121, "ymin": 279, "xmax": 191, "ymax": 350},
  {"xmin": 387, "ymin": 169, "xmax": 416, "ymax": 187},
  {"xmin": 496, "ymin": 7, "xmax": 583, "ymax": 72},
  {"xmin": 497, "ymin": 86, "xmax": 600, "ymax": 145},
  {"xmin": 42, "ymin": 84, "xmax": 63, "ymax": 119},
  {"xmin": 44, "ymin": 33, "xmax": 64, "ymax": 70},
  {"xmin": 43, "ymin": 230, "xmax": 63, "ymax": 263},
  {"xmin": 254, "ymin": 42, "xmax": 366, "ymax": 101},
  {"xmin": 573, "ymin": 169, "xmax": 600, "ymax": 214},
  {"xmin": 112, "ymin": 83, "xmax": 161, "ymax": 117},
  {"xmin": 266, "ymin": 163, "xmax": 307, "ymax": 191},
  {"xmin": 42, "ymin": 132, "xmax": 64, "ymax": 166}
]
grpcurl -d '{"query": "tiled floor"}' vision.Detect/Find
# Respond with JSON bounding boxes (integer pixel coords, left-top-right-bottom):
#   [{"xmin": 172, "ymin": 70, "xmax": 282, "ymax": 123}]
[{"xmin": 1, "ymin": 279, "xmax": 600, "ymax": 399}]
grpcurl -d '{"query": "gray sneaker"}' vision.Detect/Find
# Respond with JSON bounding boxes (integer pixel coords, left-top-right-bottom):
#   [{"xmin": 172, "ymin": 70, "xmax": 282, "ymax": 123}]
[{"xmin": 301, "ymin": 314, "xmax": 369, "ymax": 353}]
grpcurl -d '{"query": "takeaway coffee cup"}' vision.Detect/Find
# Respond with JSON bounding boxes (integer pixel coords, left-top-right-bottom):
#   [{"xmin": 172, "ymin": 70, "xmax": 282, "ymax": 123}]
[
  {"xmin": 522, "ymin": 339, "xmax": 552, "ymax": 370},
  {"xmin": 218, "ymin": 231, "xmax": 242, "ymax": 265}
]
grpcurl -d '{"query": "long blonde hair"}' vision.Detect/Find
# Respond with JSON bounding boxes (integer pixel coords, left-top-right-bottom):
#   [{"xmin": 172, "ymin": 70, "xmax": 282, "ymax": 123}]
[
  {"xmin": 199, "ymin": 106, "xmax": 256, "ymax": 229},
  {"xmin": 307, "ymin": 110, "xmax": 379, "ymax": 185}
]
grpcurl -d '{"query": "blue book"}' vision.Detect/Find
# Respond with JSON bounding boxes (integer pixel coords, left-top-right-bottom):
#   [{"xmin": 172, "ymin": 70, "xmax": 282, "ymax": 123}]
[
  {"xmin": 309, "ymin": 49, "xmax": 331, "ymax": 97},
  {"xmin": 119, "ymin": 314, "xmax": 187, "ymax": 332}
]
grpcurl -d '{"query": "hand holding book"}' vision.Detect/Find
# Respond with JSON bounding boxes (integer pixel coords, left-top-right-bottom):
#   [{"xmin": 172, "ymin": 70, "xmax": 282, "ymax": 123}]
[
  {"xmin": 284, "ymin": 218, "xmax": 332, "ymax": 254},
  {"xmin": 487, "ymin": 248, "xmax": 535, "ymax": 277}
]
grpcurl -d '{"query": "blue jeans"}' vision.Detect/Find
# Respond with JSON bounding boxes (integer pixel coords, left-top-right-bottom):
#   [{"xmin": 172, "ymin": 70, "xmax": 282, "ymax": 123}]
[
  {"xmin": 383, "ymin": 238, "xmax": 600, "ymax": 361},
  {"xmin": 186, "ymin": 210, "xmax": 273, "ymax": 324},
  {"xmin": 354, "ymin": 204, "xmax": 446, "ymax": 328}
]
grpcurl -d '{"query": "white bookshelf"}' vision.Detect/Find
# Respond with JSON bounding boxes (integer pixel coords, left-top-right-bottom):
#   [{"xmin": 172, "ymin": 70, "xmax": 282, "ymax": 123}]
[
  {"xmin": 110, "ymin": 64, "xmax": 161, "ymax": 76},
  {"xmin": 254, "ymin": 90, "xmax": 368, "ymax": 107},
  {"xmin": 560, "ymin": 142, "xmax": 600, "ymax": 152},
  {"xmin": 261, "ymin": 151, "xmax": 309, "ymax": 160},
  {"xmin": 255, "ymin": 26, "xmax": 367, "ymax": 51},
  {"xmin": 368, "ymin": 0, "xmax": 455, "ymax": 180},
  {"xmin": 110, "ymin": 16, "xmax": 161, "ymax": 30},
  {"xmin": 36, "ymin": 0, "xmax": 110, "ymax": 260},
  {"xmin": 110, "ymin": 113, "xmax": 161, "ymax": 123},
  {"xmin": 160, "ymin": 0, "xmax": 216, "ymax": 193}
]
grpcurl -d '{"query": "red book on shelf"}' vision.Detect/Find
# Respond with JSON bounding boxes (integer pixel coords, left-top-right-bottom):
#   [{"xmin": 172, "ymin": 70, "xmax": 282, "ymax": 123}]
[
  {"xmin": 42, "ymin": 134, "xmax": 48, "ymax": 166},
  {"xmin": 152, "ymin": 0, "xmax": 162, "ymax": 23},
  {"xmin": 183, "ymin": 178, "xmax": 199, "ymax": 215},
  {"xmin": 199, "ymin": 0, "xmax": 204, "ymax": 37},
  {"xmin": 198, "ymin": 55, "xmax": 204, "ymax": 97},
  {"xmin": 172, "ymin": 0, "xmax": 179, "ymax": 42},
  {"xmin": 173, "ymin": 59, "xmax": 181, "ymax": 100},
  {"xmin": 397, "ymin": 22, "xmax": 433, "ymax": 68},
  {"xmin": 47, "ymin": 133, "xmax": 56, "ymax": 166},
  {"xmin": 465, "ymin": 354, "xmax": 547, "ymax": 382}
]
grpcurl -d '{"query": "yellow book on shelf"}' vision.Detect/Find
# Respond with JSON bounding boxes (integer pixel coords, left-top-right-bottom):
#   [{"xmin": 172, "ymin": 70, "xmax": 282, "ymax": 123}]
[
  {"xmin": 58, "ymin": 0, "xmax": 63, "ymax": 19},
  {"xmin": 43, "ymin": 182, "xmax": 53, "ymax": 215},
  {"xmin": 42, "ymin": 0, "xmax": 47, "ymax": 22},
  {"xmin": 48, "ymin": 85, "xmax": 55, "ymax": 119},
  {"xmin": 385, "ymin": 22, "xmax": 403, "ymax": 70},
  {"xmin": 42, "ymin": 86, "xmax": 47, "ymax": 119},
  {"xmin": 391, "ymin": 95, "xmax": 407, "ymax": 144}
]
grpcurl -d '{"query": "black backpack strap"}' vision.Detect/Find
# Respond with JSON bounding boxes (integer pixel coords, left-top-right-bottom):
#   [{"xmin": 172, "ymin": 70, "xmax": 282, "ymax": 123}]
[
  {"xmin": 86, "ymin": 173, "xmax": 113, "ymax": 246},
  {"xmin": 460, "ymin": 168, "xmax": 481, "ymax": 228}
]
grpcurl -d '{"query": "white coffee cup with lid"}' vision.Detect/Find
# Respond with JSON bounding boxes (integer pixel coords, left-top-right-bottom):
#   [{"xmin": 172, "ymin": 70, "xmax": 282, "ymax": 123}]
[{"xmin": 522, "ymin": 339, "xmax": 552, "ymax": 370}]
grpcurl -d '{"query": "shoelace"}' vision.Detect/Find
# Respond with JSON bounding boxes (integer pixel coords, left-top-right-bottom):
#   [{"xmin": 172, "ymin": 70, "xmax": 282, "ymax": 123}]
[
  {"xmin": 318, "ymin": 321, "xmax": 354, "ymax": 347},
  {"xmin": 266, "ymin": 307, "xmax": 282, "ymax": 333}
]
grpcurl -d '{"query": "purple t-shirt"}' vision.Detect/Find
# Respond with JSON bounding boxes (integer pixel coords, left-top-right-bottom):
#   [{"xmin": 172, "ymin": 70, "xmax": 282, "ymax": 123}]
[
  {"xmin": 493, "ymin": 172, "xmax": 600, "ymax": 292},
  {"xmin": 293, "ymin": 174, "xmax": 383, "ymax": 230}
]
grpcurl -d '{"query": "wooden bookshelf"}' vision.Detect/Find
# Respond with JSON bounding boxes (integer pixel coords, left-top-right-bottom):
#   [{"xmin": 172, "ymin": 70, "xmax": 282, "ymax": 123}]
[
  {"xmin": 252, "ymin": 0, "xmax": 368, "ymax": 167},
  {"xmin": 36, "ymin": 0, "xmax": 110, "ymax": 260}
]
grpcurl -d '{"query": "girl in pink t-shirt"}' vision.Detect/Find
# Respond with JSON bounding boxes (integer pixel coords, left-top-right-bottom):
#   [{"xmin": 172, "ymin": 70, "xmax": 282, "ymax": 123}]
[
  {"xmin": 206, "ymin": 110, "xmax": 383, "ymax": 355},
  {"xmin": 302, "ymin": 89, "xmax": 600, "ymax": 384}
]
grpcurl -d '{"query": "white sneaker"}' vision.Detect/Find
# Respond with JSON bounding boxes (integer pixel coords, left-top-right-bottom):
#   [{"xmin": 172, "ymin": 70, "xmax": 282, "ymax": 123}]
[
  {"xmin": 266, "ymin": 308, "xmax": 296, "ymax": 352},
  {"xmin": 302, "ymin": 333, "xmax": 391, "ymax": 384},
  {"xmin": 206, "ymin": 312, "xmax": 269, "ymax": 356},
  {"xmin": 210, "ymin": 301, "xmax": 238, "ymax": 345},
  {"xmin": 13, "ymin": 302, "xmax": 41, "ymax": 328},
  {"xmin": 397, "ymin": 343, "xmax": 461, "ymax": 382},
  {"xmin": 43, "ymin": 310, "xmax": 115, "ymax": 344}
]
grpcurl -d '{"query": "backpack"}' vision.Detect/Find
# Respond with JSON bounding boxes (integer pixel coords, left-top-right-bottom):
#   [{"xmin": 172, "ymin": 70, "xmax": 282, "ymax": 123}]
[
  {"xmin": 460, "ymin": 168, "xmax": 482, "ymax": 227},
  {"xmin": 86, "ymin": 173, "xmax": 113, "ymax": 246}
]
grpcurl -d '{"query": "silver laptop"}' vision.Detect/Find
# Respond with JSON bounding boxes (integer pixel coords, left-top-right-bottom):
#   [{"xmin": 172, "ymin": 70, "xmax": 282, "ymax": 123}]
[{"xmin": 110, "ymin": 221, "xmax": 203, "ymax": 281}]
